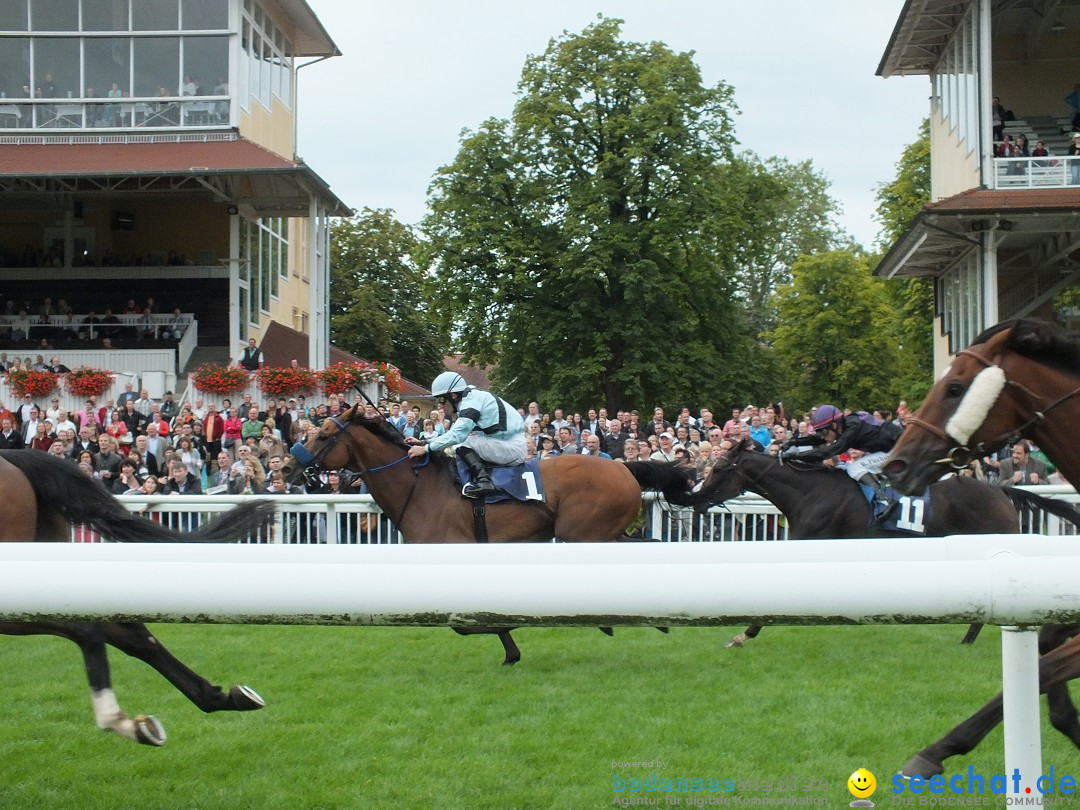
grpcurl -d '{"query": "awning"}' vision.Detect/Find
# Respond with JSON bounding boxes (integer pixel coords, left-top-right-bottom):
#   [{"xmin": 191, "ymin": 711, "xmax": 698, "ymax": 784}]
[{"xmin": 0, "ymin": 135, "xmax": 351, "ymax": 216}]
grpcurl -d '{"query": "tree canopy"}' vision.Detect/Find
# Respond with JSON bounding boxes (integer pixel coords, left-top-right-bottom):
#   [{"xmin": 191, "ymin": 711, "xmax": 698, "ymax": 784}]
[
  {"xmin": 422, "ymin": 17, "xmax": 753, "ymax": 412},
  {"xmin": 329, "ymin": 208, "xmax": 445, "ymax": 384}
]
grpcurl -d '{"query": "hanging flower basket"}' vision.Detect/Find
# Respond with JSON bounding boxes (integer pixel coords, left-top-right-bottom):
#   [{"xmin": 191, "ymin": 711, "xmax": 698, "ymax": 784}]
[
  {"xmin": 6, "ymin": 368, "xmax": 58, "ymax": 399},
  {"xmin": 318, "ymin": 361, "xmax": 403, "ymax": 397},
  {"xmin": 190, "ymin": 364, "xmax": 252, "ymax": 395},
  {"xmin": 257, "ymin": 366, "xmax": 319, "ymax": 397},
  {"xmin": 64, "ymin": 367, "xmax": 113, "ymax": 399}
]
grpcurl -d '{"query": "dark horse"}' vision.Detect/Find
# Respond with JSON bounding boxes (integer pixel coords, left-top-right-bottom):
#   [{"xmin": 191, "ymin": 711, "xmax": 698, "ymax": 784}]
[
  {"xmin": 283, "ymin": 405, "xmax": 694, "ymax": 664},
  {"xmin": 884, "ymin": 318, "xmax": 1080, "ymax": 778},
  {"xmin": 689, "ymin": 438, "xmax": 1057, "ymax": 647},
  {"xmin": 0, "ymin": 450, "xmax": 276, "ymax": 745}
]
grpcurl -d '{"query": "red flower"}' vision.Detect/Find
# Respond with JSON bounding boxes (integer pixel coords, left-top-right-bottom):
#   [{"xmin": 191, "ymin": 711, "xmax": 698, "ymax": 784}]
[
  {"xmin": 257, "ymin": 366, "xmax": 319, "ymax": 396},
  {"xmin": 64, "ymin": 367, "xmax": 113, "ymax": 398},
  {"xmin": 6, "ymin": 369, "xmax": 57, "ymax": 399},
  {"xmin": 191, "ymin": 364, "xmax": 251, "ymax": 395}
]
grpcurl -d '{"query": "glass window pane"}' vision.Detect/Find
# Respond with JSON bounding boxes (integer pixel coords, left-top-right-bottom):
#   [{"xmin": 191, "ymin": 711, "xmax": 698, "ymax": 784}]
[
  {"xmin": 0, "ymin": 2, "xmax": 29, "ymax": 31},
  {"xmin": 84, "ymin": 36, "xmax": 128, "ymax": 97},
  {"xmin": 181, "ymin": 0, "xmax": 226, "ymax": 30},
  {"xmin": 0, "ymin": 39, "xmax": 30, "ymax": 98},
  {"xmin": 81, "ymin": 0, "xmax": 128, "ymax": 31},
  {"xmin": 31, "ymin": 0, "xmax": 78, "ymax": 30},
  {"xmin": 133, "ymin": 35, "xmax": 178, "ymax": 96},
  {"xmin": 33, "ymin": 36, "xmax": 79, "ymax": 97},
  {"xmin": 133, "ymin": 0, "xmax": 178, "ymax": 31},
  {"xmin": 238, "ymin": 285, "xmax": 248, "ymax": 338},
  {"xmin": 258, "ymin": 35, "xmax": 270, "ymax": 108},
  {"xmin": 181, "ymin": 35, "xmax": 226, "ymax": 95}
]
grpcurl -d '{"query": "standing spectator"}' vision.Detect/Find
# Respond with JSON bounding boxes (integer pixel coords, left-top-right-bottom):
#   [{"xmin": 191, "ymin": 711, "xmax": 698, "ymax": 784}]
[
  {"xmin": 0, "ymin": 417, "xmax": 24, "ymax": 449},
  {"xmin": 94, "ymin": 435, "xmax": 122, "ymax": 485},
  {"xmin": 651, "ymin": 432, "xmax": 679, "ymax": 462},
  {"xmin": 29, "ymin": 421, "xmax": 53, "ymax": 451},
  {"xmin": 237, "ymin": 337, "xmax": 263, "ymax": 370},
  {"xmin": 159, "ymin": 391, "xmax": 179, "ymax": 422},
  {"xmin": 116, "ymin": 381, "xmax": 138, "ymax": 408},
  {"xmin": 581, "ymin": 433, "xmax": 612, "ymax": 459},
  {"xmin": 133, "ymin": 389, "xmax": 153, "ymax": 418},
  {"xmin": 1069, "ymin": 133, "xmax": 1080, "ymax": 185},
  {"xmin": 641, "ymin": 408, "xmax": 669, "ymax": 439}
]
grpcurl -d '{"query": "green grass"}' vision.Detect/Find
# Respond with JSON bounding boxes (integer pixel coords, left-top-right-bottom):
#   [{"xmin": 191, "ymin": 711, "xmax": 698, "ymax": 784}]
[{"xmin": 0, "ymin": 623, "xmax": 1074, "ymax": 809}]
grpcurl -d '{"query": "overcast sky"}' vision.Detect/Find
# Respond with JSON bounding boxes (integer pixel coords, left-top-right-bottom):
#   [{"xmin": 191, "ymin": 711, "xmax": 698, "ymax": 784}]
[{"xmin": 296, "ymin": 1, "xmax": 928, "ymax": 249}]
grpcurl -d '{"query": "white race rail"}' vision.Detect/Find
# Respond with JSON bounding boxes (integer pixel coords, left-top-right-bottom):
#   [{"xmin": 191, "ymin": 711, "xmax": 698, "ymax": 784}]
[{"xmin": 1, "ymin": 535, "xmax": 1078, "ymax": 791}]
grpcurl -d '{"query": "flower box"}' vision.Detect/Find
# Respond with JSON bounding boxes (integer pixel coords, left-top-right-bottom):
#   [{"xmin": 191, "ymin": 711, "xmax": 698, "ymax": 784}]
[
  {"xmin": 6, "ymin": 368, "xmax": 57, "ymax": 399},
  {"xmin": 257, "ymin": 366, "xmax": 319, "ymax": 397},
  {"xmin": 319, "ymin": 361, "xmax": 403, "ymax": 397},
  {"xmin": 190, "ymin": 364, "xmax": 252, "ymax": 395},
  {"xmin": 64, "ymin": 366, "xmax": 113, "ymax": 399}
]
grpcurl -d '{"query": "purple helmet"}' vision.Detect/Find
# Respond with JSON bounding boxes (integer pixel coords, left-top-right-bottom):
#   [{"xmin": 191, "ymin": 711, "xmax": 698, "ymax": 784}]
[{"xmin": 810, "ymin": 405, "xmax": 843, "ymax": 431}]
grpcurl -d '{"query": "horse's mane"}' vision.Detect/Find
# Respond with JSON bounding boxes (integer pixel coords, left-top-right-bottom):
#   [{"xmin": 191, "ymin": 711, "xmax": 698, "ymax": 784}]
[
  {"xmin": 972, "ymin": 318, "xmax": 1080, "ymax": 375},
  {"xmin": 354, "ymin": 412, "xmax": 451, "ymax": 468}
]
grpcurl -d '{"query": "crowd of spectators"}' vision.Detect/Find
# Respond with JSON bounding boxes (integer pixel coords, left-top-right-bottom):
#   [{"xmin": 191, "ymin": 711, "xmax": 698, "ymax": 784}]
[
  {"xmin": 0, "ymin": 245, "xmax": 194, "ymax": 269},
  {"xmin": 0, "ymin": 295, "xmax": 189, "ymax": 346}
]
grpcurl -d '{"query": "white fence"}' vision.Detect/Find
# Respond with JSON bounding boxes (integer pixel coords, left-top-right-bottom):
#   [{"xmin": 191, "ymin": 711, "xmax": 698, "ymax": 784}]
[
  {"xmin": 1, "ymin": 535, "xmax": 1078, "ymax": 791},
  {"xmin": 93, "ymin": 485, "xmax": 1080, "ymax": 545}
]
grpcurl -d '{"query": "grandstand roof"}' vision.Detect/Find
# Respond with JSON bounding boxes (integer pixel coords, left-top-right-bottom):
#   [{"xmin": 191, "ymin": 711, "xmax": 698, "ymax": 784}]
[
  {"xmin": 271, "ymin": 0, "xmax": 342, "ymax": 58},
  {"xmin": 874, "ymin": 187, "xmax": 1080, "ymax": 279},
  {"xmin": 0, "ymin": 136, "xmax": 351, "ymax": 216}
]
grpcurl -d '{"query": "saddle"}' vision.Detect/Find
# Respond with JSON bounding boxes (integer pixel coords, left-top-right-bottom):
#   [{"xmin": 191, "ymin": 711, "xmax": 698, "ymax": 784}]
[
  {"xmin": 451, "ymin": 458, "xmax": 546, "ymax": 504},
  {"xmin": 857, "ymin": 482, "xmax": 932, "ymax": 534}
]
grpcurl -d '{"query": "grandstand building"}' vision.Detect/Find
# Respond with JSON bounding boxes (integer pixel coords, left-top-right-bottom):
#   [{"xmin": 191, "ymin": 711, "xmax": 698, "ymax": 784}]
[
  {"xmin": 876, "ymin": 0, "xmax": 1080, "ymax": 371},
  {"xmin": 0, "ymin": 0, "xmax": 349, "ymax": 390}
]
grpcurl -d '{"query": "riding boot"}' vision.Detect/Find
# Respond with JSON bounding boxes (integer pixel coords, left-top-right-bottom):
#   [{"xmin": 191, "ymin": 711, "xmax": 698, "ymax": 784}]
[
  {"xmin": 859, "ymin": 472, "xmax": 897, "ymax": 523},
  {"xmin": 456, "ymin": 446, "xmax": 495, "ymax": 498}
]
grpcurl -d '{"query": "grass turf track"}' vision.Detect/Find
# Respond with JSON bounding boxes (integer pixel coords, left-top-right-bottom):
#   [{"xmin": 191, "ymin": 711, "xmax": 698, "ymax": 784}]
[{"xmin": 0, "ymin": 624, "xmax": 1073, "ymax": 809}]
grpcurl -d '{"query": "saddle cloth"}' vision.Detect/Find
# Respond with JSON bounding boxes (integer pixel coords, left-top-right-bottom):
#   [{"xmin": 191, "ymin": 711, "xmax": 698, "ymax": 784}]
[
  {"xmin": 858, "ymin": 482, "xmax": 932, "ymax": 534},
  {"xmin": 453, "ymin": 458, "xmax": 546, "ymax": 504}
]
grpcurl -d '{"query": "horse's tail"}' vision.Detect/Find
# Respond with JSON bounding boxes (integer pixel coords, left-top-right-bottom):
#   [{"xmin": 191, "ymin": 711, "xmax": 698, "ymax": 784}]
[
  {"xmin": 623, "ymin": 461, "xmax": 696, "ymax": 506},
  {"xmin": 1, "ymin": 450, "xmax": 275, "ymax": 543},
  {"xmin": 1004, "ymin": 487, "xmax": 1080, "ymax": 530}
]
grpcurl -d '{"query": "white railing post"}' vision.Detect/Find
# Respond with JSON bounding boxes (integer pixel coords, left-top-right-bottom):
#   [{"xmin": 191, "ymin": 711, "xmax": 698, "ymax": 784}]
[{"xmin": 1001, "ymin": 626, "xmax": 1042, "ymax": 793}]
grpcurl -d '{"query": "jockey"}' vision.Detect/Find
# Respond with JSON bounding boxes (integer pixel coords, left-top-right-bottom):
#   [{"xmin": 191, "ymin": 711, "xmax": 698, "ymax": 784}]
[
  {"xmin": 781, "ymin": 404, "xmax": 905, "ymax": 519},
  {"xmin": 406, "ymin": 371, "xmax": 527, "ymax": 498}
]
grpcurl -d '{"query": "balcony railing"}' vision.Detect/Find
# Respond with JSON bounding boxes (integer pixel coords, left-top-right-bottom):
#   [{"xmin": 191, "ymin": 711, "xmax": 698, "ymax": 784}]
[
  {"xmin": 0, "ymin": 96, "xmax": 229, "ymax": 131},
  {"xmin": 993, "ymin": 155, "xmax": 1080, "ymax": 189}
]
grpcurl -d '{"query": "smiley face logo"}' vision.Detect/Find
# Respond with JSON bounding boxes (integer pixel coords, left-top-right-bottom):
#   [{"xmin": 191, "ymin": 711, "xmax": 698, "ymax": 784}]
[{"xmin": 847, "ymin": 768, "xmax": 876, "ymax": 799}]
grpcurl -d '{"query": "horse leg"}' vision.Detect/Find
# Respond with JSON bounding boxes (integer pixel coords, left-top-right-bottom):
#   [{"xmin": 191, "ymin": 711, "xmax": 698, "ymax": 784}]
[
  {"xmin": 726, "ymin": 625, "xmax": 763, "ymax": 649},
  {"xmin": 0, "ymin": 621, "xmax": 166, "ymax": 746},
  {"xmin": 452, "ymin": 626, "xmax": 522, "ymax": 666},
  {"xmin": 98, "ymin": 623, "xmax": 265, "ymax": 712},
  {"xmin": 902, "ymin": 627, "xmax": 1080, "ymax": 778}
]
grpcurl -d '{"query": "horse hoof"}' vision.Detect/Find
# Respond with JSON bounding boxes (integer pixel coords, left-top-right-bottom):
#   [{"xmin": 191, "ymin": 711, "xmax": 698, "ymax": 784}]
[
  {"xmin": 899, "ymin": 754, "xmax": 944, "ymax": 779},
  {"xmin": 657, "ymin": 627, "xmax": 670, "ymax": 634},
  {"xmin": 502, "ymin": 655, "xmax": 520, "ymax": 666},
  {"xmin": 229, "ymin": 685, "xmax": 266, "ymax": 711},
  {"xmin": 725, "ymin": 633, "xmax": 747, "ymax": 649},
  {"xmin": 134, "ymin": 715, "xmax": 167, "ymax": 747},
  {"xmin": 599, "ymin": 627, "xmax": 614, "ymax": 636}
]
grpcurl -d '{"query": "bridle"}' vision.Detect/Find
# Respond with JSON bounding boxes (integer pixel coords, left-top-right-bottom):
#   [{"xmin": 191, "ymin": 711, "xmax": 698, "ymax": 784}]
[
  {"xmin": 289, "ymin": 403, "xmax": 427, "ymax": 529},
  {"xmin": 908, "ymin": 345, "xmax": 1080, "ymax": 470}
]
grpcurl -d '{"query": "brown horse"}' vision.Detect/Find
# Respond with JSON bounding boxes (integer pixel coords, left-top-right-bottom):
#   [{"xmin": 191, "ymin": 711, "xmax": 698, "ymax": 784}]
[
  {"xmin": 884, "ymin": 318, "xmax": 1080, "ymax": 778},
  {"xmin": 282, "ymin": 405, "xmax": 695, "ymax": 663},
  {"xmin": 0, "ymin": 450, "xmax": 276, "ymax": 746}
]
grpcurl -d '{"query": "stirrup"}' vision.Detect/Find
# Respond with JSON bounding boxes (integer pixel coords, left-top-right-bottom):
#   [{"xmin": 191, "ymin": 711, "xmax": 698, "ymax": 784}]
[{"xmin": 462, "ymin": 480, "xmax": 495, "ymax": 498}]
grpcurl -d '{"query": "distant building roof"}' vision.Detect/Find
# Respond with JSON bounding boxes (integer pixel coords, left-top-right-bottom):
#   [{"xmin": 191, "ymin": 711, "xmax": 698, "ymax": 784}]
[
  {"xmin": 442, "ymin": 354, "xmax": 493, "ymax": 391},
  {"xmin": 259, "ymin": 320, "xmax": 426, "ymax": 398}
]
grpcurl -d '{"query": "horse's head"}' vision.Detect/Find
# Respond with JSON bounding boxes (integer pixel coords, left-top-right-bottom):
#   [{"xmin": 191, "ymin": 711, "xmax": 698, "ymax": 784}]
[
  {"xmin": 885, "ymin": 319, "xmax": 1067, "ymax": 494},
  {"xmin": 692, "ymin": 437, "xmax": 755, "ymax": 506},
  {"xmin": 282, "ymin": 404, "xmax": 409, "ymax": 485}
]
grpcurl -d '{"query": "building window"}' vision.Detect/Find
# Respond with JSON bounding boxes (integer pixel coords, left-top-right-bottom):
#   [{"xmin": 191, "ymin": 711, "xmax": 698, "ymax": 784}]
[{"xmin": 938, "ymin": 250, "xmax": 983, "ymax": 354}]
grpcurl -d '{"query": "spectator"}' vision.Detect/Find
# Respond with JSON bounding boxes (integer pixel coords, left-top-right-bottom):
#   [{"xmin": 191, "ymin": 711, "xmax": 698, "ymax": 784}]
[
  {"xmin": 1069, "ymin": 133, "xmax": 1080, "ymax": 185},
  {"xmin": 581, "ymin": 433, "xmax": 612, "ymax": 459},
  {"xmin": 237, "ymin": 337, "xmax": 263, "ymax": 370},
  {"xmin": 29, "ymin": 421, "xmax": 53, "ymax": 451},
  {"xmin": 112, "ymin": 458, "xmax": 143, "ymax": 494},
  {"xmin": 997, "ymin": 441, "xmax": 1049, "ymax": 488},
  {"xmin": 229, "ymin": 458, "xmax": 264, "ymax": 494}
]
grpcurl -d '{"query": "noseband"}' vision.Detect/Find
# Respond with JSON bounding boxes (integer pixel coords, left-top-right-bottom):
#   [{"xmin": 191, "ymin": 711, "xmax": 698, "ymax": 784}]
[{"xmin": 910, "ymin": 347, "xmax": 1080, "ymax": 470}]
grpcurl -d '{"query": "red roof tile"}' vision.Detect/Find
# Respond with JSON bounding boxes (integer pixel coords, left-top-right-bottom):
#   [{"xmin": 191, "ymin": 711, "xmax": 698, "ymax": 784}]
[
  {"xmin": 0, "ymin": 137, "xmax": 296, "ymax": 176},
  {"xmin": 925, "ymin": 187, "xmax": 1080, "ymax": 213}
]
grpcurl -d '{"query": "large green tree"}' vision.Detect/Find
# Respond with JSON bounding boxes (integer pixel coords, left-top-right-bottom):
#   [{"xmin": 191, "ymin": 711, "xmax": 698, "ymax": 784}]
[
  {"xmin": 769, "ymin": 250, "xmax": 899, "ymax": 411},
  {"xmin": 421, "ymin": 18, "xmax": 751, "ymax": 412},
  {"xmin": 874, "ymin": 119, "xmax": 934, "ymax": 404},
  {"xmin": 329, "ymin": 208, "xmax": 445, "ymax": 384}
]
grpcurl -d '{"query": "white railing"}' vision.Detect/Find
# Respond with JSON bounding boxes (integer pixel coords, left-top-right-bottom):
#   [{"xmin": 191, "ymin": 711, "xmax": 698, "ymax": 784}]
[
  {"xmin": 993, "ymin": 155, "xmax": 1080, "ymax": 188},
  {"xmin": 2, "ymin": 534, "xmax": 1078, "ymax": 790},
  {"xmin": 77, "ymin": 485, "xmax": 1080, "ymax": 545}
]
